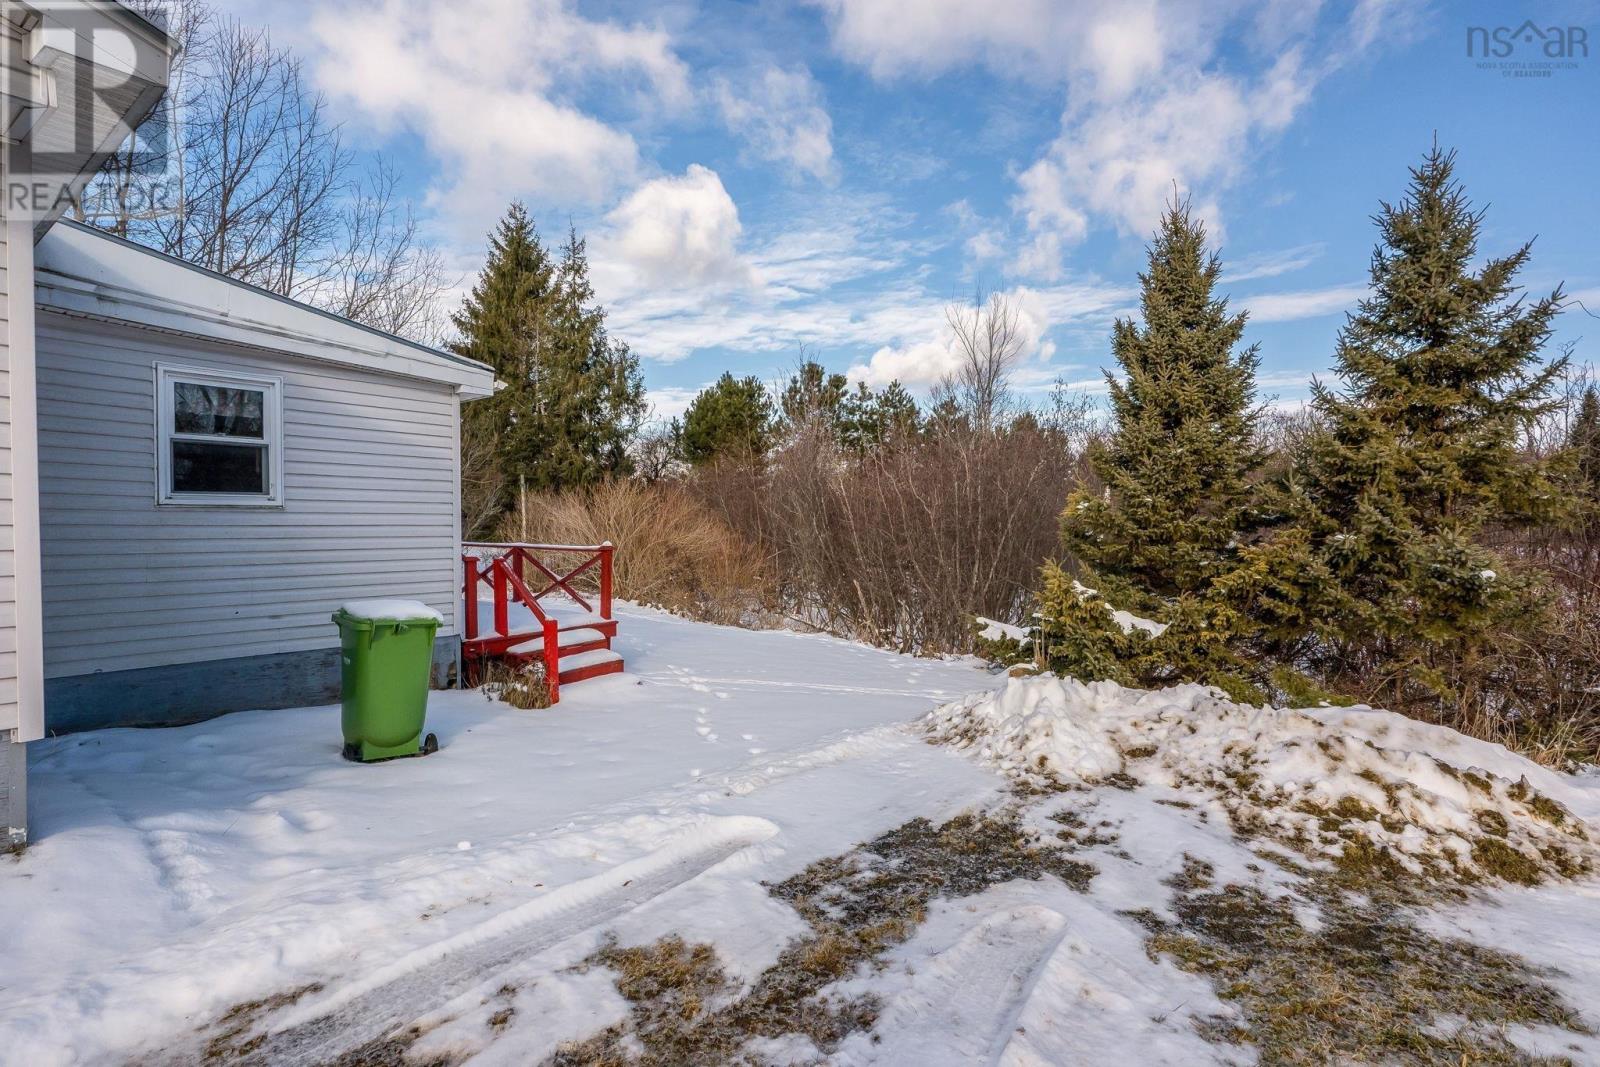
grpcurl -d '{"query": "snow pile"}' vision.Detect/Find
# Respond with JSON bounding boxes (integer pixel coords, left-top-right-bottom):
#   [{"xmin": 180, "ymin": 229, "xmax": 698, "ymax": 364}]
[{"xmin": 926, "ymin": 675, "xmax": 1598, "ymax": 884}]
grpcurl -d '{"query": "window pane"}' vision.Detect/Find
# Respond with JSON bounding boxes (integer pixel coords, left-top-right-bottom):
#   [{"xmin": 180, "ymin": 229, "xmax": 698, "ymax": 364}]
[
  {"xmin": 174, "ymin": 382, "xmax": 265, "ymax": 438},
  {"xmin": 171, "ymin": 440, "xmax": 269, "ymax": 495}
]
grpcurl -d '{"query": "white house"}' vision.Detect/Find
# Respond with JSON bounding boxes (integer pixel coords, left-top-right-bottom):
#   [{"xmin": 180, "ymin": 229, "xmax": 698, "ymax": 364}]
[{"xmin": 1, "ymin": 0, "xmax": 494, "ymax": 848}]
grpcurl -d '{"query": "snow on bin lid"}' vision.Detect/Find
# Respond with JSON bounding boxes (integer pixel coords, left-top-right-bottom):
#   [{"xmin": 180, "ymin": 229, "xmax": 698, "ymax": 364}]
[{"xmin": 338, "ymin": 598, "xmax": 444, "ymax": 622}]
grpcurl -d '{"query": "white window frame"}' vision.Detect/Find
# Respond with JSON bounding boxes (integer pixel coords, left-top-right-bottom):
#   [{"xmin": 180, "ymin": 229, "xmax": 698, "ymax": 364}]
[{"xmin": 155, "ymin": 363, "xmax": 285, "ymax": 507}]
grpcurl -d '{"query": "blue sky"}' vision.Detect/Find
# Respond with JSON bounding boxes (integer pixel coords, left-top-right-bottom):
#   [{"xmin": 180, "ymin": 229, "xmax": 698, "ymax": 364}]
[{"xmin": 217, "ymin": 0, "xmax": 1600, "ymax": 419}]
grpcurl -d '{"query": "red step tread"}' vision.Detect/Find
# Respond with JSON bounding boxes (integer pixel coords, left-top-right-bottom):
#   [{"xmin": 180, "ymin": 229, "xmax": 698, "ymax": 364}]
[{"xmin": 558, "ymin": 649, "xmax": 625, "ymax": 685}]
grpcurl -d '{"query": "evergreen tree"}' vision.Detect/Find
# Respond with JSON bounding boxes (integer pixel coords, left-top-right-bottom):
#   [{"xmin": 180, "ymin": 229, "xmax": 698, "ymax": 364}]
[
  {"xmin": 841, "ymin": 380, "xmax": 920, "ymax": 451},
  {"xmin": 677, "ymin": 373, "xmax": 774, "ymax": 465},
  {"xmin": 1251, "ymin": 146, "xmax": 1568, "ymax": 707},
  {"xmin": 1041, "ymin": 201, "xmax": 1264, "ymax": 697},
  {"xmin": 1054, "ymin": 200, "xmax": 1262, "ymax": 598},
  {"xmin": 452, "ymin": 203, "xmax": 554, "ymax": 384},
  {"xmin": 780, "ymin": 360, "xmax": 849, "ymax": 433},
  {"xmin": 1572, "ymin": 386, "xmax": 1600, "ymax": 510},
  {"xmin": 453, "ymin": 206, "xmax": 645, "ymax": 508}
]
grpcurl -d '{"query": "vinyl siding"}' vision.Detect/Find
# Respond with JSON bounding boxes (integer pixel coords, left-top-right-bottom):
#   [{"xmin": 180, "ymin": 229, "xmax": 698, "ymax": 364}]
[
  {"xmin": 37, "ymin": 313, "xmax": 461, "ymax": 681},
  {"xmin": 0, "ymin": 209, "xmax": 13, "ymax": 733}
]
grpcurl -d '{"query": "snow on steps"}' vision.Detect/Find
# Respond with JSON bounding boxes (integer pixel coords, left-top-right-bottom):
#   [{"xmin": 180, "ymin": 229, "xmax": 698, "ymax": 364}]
[
  {"xmin": 476, "ymin": 595, "xmax": 625, "ymax": 693},
  {"xmin": 507, "ymin": 627, "xmax": 609, "ymax": 657}
]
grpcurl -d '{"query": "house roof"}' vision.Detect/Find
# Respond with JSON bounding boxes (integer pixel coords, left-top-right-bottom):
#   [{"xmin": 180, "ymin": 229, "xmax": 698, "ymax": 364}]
[{"xmin": 33, "ymin": 221, "xmax": 495, "ymax": 399}]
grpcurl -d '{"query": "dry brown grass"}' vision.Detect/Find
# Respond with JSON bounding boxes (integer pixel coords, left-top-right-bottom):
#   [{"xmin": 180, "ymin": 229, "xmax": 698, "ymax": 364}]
[
  {"xmin": 475, "ymin": 660, "xmax": 552, "ymax": 710},
  {"xmin": 497, "ymin": 480, "xmax": 769, "ymax": 626},
  {"xmin": 547, "ymin": 810, "xmax": 1097, "ymax": 1066},
  {"xmin": 1131, "ymin": 856, "xmax": 1591, "ymax": 1065}
]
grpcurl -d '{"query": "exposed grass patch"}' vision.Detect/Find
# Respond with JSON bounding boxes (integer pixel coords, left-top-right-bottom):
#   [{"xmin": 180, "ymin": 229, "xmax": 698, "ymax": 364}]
[
  {"xmin": 548, "ymin": 811, "xmax": 1097, "ymax": 1065},
  {"xmin": 1471, "ymin": 838, "xmax": 1545, "ymax": 887},
  {"xmin": 1050, "ymin": 807, "xmax": 1124, "ymax": 853},
  {"xmin": 199, "ymin": 982, "xmax": 324, "ymax": 1063},
  {"xmin": 318, "ymin": 1025, "xmax": 447, "ymax": 1067},
  {"xmin": 1137, "ymin": 855, "xmax": 1591, "ymax": 1066},
  {"xmin": 476, "ymin": 659, "xmax": 553, "ymax": 710},
  {"xmin": 486, "ymin": 983, "xmax": 518, "ymax": 1032}
]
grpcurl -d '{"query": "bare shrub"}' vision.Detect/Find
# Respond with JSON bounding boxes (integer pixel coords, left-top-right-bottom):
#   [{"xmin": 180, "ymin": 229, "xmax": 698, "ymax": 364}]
[
  {"xmin": 497, "ymin": 480, "xmax": 767, "ymax": 626},
  {"xmin": 692, "ymin": 411, "xmax": 1079, "ymax": 655}
]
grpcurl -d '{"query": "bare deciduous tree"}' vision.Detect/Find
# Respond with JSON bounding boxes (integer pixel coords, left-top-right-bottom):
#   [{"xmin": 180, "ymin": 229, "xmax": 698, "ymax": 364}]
[
  {"xmin": 628, "ymin": 422, "xmax": 683, "ymax": 485},
  {"xmin": 318, "ymin": 163, "xmax": 454, "ymax": 344},
  {"xmin": 139, "ymin": 18, "xmax": 346, "ymax": 294},
  {"xmin": 78, "ymin": 1, "xmax": 451, "ymax": 344},
  {"xmin": 936, "ymin": 291, "xmax": 1027, "ymax": 431},
  {"xmin": 460, "ymin": 411, "xmax": 507, "ymax": 541}
]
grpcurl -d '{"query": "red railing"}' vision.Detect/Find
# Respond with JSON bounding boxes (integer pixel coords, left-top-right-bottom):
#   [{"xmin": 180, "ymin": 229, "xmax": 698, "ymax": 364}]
[{"xmin": 461, "ymin": 542, "xmax": 614, "ymax": 703}]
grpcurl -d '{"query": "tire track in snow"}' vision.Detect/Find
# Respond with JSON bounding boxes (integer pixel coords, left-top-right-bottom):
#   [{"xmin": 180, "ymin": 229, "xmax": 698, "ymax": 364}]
[
  {"xmin": 184, "ymin": 817, "xmax": 778, "ymax": 1067},
  {"xmin": 833, "ymin": 905, "xmax": 1069, "ymax": 1066}
]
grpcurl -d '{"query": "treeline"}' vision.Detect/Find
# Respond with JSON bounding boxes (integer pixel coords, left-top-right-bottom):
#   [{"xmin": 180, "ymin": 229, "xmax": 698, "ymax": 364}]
[
  {"xmin": 476, "ymin": 145, "xmax": 1598, "ymax": 766},
  {"xmin": 207, "ymin": 128, "xmax": 1589, "ymax": 765}
]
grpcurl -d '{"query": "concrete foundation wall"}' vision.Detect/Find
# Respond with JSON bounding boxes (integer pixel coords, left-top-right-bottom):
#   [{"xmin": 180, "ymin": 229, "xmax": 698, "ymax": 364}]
[
  {"xmin": 43, "ymin": 634, "xmax": 459, "ymax": 734},
  {"xmin": 2, "ymin": 733, "xmax": 24, "ymax": 851}
]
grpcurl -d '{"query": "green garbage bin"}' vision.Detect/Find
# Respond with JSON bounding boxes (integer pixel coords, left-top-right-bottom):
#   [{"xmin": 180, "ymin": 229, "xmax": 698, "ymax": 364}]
[{"xmin": 332, "ymin": 599, "xmax": 443, "ymax": 762}]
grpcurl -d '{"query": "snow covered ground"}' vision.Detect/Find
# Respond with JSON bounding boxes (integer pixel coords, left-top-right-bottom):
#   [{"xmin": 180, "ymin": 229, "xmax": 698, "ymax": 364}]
[{"xmin": 2, "ymin": 604, "xmax": 1598, "ymax": 1065}]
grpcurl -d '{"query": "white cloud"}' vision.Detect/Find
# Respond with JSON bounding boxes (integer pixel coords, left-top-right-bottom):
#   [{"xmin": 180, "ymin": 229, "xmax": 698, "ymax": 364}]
[
  {"xmin": 812, "ymin": 1, "xmax": 1406, "ymax": 280},
  {"xmin": 713, "ymin": 66, "xmax": 838, "ymax": 183},
  {"xmin": 1011, "ymin": 48, "xmax": 1312, "ymax": 278},
  {"xmin": 598, "ymin": 165, "xmax": 753, "ymax": 290},
  {"xmin": 1224, "ymin": 242, "xmax": 1325, "ymax": 283},
  {"xmin": 1241, "ymin": 283, "xmax": 1368, "ymax": 322},
  {"xmin": 646, "ymin": 385, "xmax": 700, "ymax": 421},
  {"xmin": 809, "ymin": 0, "xmax": 1183, "ymax": 89},
  {"xmin": 306, "ymin": 0, "xmax": 691, "ymax": 240}
]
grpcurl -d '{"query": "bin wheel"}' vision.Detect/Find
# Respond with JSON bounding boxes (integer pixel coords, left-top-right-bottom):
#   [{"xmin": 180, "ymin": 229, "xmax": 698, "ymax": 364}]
[{"xmin": 422, "ymin": 733, "xmax": 439, "ymax": 756}]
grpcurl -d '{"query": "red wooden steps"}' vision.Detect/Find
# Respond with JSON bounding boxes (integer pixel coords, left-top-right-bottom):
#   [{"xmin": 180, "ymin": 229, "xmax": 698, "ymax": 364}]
[
  {"xmin": 553, "ymin": 648, "xmax": 625, "ymax": 685},
  {"xmin": 502, "ymin": 623, "xmax": 625, "ymax": 687},
  {"xmin": 463, "ymin": 543, "xmax": 623, "ymax": 702}
]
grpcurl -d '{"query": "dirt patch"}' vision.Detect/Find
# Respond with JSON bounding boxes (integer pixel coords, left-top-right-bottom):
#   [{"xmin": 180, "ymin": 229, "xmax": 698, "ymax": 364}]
[
  {"xmin": 1134, "ymin": 854, "xmax": 1592, "ymax": 1065},
  {"xmin": 548, "ymin": 810, "xmax": 1097, "ymax": 1065}
]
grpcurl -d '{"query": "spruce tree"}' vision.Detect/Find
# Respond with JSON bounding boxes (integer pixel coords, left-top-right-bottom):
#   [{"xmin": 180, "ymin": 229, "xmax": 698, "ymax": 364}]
[
  {"xmin": 453, "ymin": 205, "xmax": 644, "ymax": 509},
  {"xmin": 452, "ymin": 203, "xmax": 554, "ymax": 385},
  {"xmin": 1042, "ymin": 201, "xmax": 1263, "ymax": 697},
  {"xmin": 1572, "ymin": 386, "xmax": 1600, "ymax": 512},
  {"xmin": 677, "ymin": 373, "xmax": 774, "ymax": 465},
  {"xmin": 1259, "ymin": 146, "xmax": 1567, "ymax": 708},
  {"xmin": 1060, "ymin": 200, "xmax": 1261, "ymax": 603}
]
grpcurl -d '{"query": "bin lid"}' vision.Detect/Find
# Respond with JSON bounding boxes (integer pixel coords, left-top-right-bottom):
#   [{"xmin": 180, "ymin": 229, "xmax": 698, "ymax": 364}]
[{"xmin": 337, "ymin": 598, "xmax": 444, "ymax": 623}]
